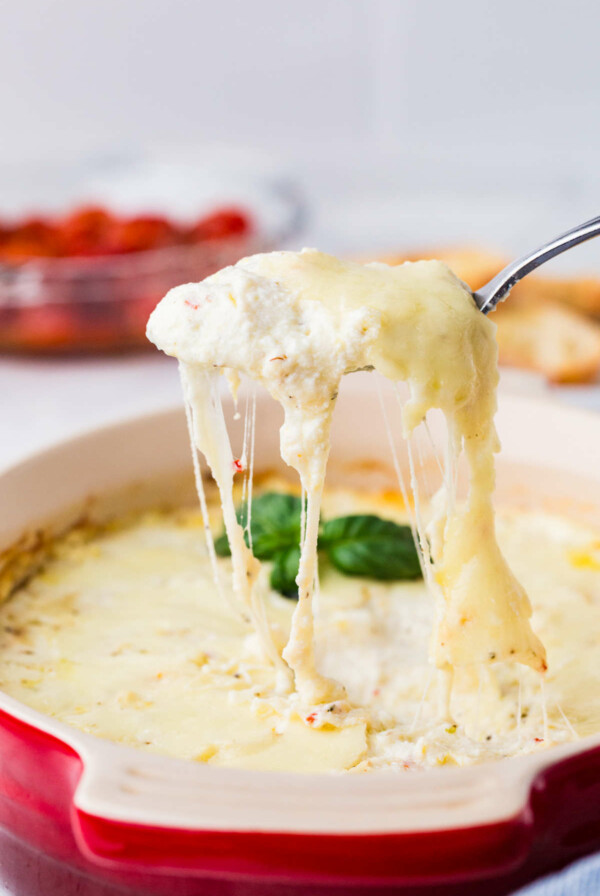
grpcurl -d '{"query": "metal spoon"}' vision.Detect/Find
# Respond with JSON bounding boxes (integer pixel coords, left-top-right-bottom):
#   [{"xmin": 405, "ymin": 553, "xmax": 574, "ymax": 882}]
[{"xmin": 473, "ymin": 214, "xmax": 600, "ymax": 314}]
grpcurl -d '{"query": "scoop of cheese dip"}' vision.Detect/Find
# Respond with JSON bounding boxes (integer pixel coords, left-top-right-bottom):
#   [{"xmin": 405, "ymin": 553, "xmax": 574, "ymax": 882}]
[{"xmin": 147, "ymin": 250, "xmax": 546, "ymax": 707}]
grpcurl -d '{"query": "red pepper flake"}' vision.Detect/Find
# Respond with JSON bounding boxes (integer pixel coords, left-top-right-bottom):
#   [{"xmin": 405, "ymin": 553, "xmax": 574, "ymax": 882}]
[
  {"xmin": 305, "ymin": 712, "xmax": 317, "ymax": 725},
  {"xmin": 184, "ymin": 299, "xmax": 200, "ymax": 310},
  {"xmin": 269, "ymin": 355, "xmax": 287, "ymax": 361},
  {"xmin": 233, "ymin": 459, "xmax": 244, "ymax": 473},
  {"xmin": 372, "ymin": 688, "xmax": 380, "ymax": 697},
  {"xmin": 534, "ymin": 737, "xmax": 544, "ymax": 743}
]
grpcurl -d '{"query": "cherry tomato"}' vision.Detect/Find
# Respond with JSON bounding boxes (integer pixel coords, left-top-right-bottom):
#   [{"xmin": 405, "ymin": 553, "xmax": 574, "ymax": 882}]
[
  {"xmin": 187, "ymin": 208, "xmax": 250, "ymax": 242},
  {"xmin": 60, "ymin": 206, "xmax": 118, "ymax": 256},
  {"xmin": 0, "ymin": 218, "xmax": 60, "ymax": 259},
  {"xmin": 111, "ymin": 216, "xmax": 181, "ymax": 254}
]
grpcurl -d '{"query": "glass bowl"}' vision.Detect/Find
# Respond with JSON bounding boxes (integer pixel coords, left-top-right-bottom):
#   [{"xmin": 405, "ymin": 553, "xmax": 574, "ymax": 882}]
[{"xmin": 0, "ymin": 157, "xmax": 304, "ymax": 353}]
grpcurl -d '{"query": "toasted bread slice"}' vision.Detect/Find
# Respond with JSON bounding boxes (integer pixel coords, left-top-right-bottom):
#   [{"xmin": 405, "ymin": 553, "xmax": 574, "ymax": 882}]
[
  {"xmin": 517, "ymin": 276, "xmax": 600, "ymax": 316},
  {"xmin": 493, "ymin": 301, "xmax": 600, "ymax": 384}
]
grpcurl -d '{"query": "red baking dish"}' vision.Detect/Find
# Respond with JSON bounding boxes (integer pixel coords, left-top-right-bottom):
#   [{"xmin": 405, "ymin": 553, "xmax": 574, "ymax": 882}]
[{"xmin": 1, "ymin": 377, "xmax": 600, "ymax": 895}]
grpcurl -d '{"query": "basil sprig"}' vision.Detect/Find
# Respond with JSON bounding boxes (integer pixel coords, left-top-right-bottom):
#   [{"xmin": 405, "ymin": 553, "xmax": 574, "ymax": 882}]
[
  {"xmin": 319, "ymin": 515, "xmax": 422, "ymax": 581},
  {"xmin": 269, "ymin": 545, "xmax": 302, "ymax": 598},
  {"xmin": 214, "ymin": 493, "xmax": 302, "ymax": 560},
  {"xmin": 214, "ymin": 492, "xmax": 421, "ymax": 598}
]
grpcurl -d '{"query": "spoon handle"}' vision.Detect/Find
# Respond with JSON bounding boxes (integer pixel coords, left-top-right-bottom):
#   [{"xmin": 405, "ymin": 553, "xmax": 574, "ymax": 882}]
[{"xmin": 474, "ymin": 213, "xmax": 600, "ymax": 314}]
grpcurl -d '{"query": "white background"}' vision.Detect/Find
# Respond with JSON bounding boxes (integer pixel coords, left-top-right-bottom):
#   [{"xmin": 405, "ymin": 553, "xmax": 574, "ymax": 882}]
[
  {"xmin": 2, "ymin": 0, "xmax": 600, "ymax": 251},
  {"xmin": 2, "ymin": 0, "xmax": 599, "ymax": 170},
  {"xmin": 1, "ymin": 0, "xmax": 600, "ymax": 467}
]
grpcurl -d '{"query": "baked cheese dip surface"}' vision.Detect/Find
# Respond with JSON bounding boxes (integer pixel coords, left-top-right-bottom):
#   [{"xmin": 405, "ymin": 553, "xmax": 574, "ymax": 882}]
[
  {"xmin": 0, "ymin": 479, "xmax": 596, "ymax": 773},
  {"xmin": 1, "ymin": 249, "xmax": 588, "ymax": 773}
]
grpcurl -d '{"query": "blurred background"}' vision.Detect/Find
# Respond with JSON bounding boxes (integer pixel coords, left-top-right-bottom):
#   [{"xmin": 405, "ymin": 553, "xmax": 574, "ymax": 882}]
[{"xmin": 2, "ymin": 0, "xmax": 600, "ymax": 464}]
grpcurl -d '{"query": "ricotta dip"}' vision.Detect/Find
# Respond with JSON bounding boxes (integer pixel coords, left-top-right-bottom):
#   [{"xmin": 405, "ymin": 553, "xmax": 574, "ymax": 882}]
[
  {"xmin": 146, "ymin": 249, "xmax": 546, "ymax": 711},
  {"xmin": 0, "ymin": 477, "xmax": 596, "ymax": 772}
]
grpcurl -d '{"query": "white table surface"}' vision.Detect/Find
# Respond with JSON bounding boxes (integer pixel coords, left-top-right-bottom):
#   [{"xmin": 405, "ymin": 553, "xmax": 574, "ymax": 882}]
[{"xmin": 0, "ymin": 354, "xmax": 182, "ymax": 472}]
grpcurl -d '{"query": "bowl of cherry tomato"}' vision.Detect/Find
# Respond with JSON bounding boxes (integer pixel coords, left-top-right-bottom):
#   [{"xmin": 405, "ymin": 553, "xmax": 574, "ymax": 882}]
[{"xmin": 0, "ymin": 159, "xmax": 303, "ymax": 352}]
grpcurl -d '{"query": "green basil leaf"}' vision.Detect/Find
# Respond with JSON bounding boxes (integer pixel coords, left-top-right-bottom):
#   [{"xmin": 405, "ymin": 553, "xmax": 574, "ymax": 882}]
[
  {"xmin": 213, "ymin": 492, "xmax": 302, "ymax": 560},
  {"xmin": 320, "ymin": 514, "xmax": 421, "ymax": 581},
  {"xmin": 248, "ymin": 492, "xmax": 302, "ymax": 559},
  {"xmin": 269, "ymin": 546, "xmax": 301, "ymax": 599},
  {"xmin": 213, "ymin": 532, "xmax": 231, "ymax": 557}
]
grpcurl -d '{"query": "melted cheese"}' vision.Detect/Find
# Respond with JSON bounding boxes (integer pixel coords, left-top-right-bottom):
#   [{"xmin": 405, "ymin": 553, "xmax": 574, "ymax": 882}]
[
  {"xmin": 146, "ymin": 249, "xmax": 545, "ymax": 709},
  {"xmin": 0, "ymin": 482, "xmax": 595, "ymax": 772}
]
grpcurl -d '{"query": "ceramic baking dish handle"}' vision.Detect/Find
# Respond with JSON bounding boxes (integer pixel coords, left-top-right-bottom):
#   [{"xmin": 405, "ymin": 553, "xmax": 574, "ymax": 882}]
[
  {"xmin": 5, "ymin": 700, "xmax": 600, "ymax": 886},
  {"xmin": 70, "ymin": 742, "xmax": 600, "ymax": 885},
  {"xmin": 5, "ymin": 692, "xmax": 600, "ymax": 886},
  {"xmin": 70, "ymin": 745, "xmax": 540, "ymax": 884}
]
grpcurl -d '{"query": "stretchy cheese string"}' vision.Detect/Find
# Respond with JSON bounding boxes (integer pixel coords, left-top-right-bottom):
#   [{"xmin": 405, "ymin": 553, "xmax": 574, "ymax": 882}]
[
  {"xmin": 424, "ymin": 419, "xmax": 446, "ymax": 482},
  {"xmin": 246, "ymin": 388, "xmax": 257, "ymax": 552},
  {"xmin": 375, "ymin": 378, "xmax": 423, "ymax": 575},
  {"xmin": 541, "ymin": 677, "xmax": 549, "ymax": 743},
  {"xmin": 180, "ymin": 363, "xmax": 227, "ymax": 608},
  {"xmin": 148, "ymin": 250, "xmax": 548, "ymax": 711},
  {"xmin": 557, "ymin": 702, "xmax": 578, "ymax": 740},
  {"xmin": 240, "ymin": 389, "xmax": 251, "ymax": 509},
  {"xmin": 181, "ymin": 365, "xmax": 291, "ymax": 687}
]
